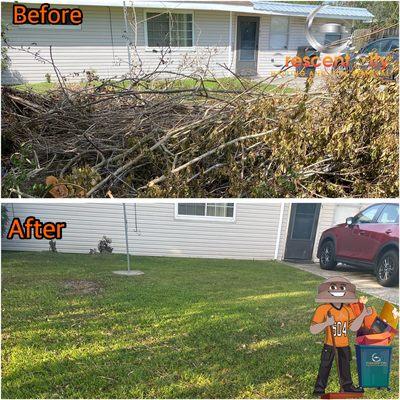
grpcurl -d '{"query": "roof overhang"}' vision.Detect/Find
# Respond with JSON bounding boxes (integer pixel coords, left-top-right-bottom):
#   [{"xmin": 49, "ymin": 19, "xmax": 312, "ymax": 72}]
[
  {"xmin": 253, "ymin": 1, "xmax": 374, "ymax": 22},
  {"xmin": 2, "ymin": 0, "xmax": 259, "ymax": 13},
  {"xmin": 1, "ymin": 0, "xmax": 375, "ymax": 21}
]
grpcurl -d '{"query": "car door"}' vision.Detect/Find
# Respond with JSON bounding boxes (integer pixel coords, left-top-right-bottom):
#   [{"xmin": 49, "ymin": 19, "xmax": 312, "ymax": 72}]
[
  {"xmin": 348, "ymin": 204, "xmax": 387, "ymax": 263},
  {"xmin": 336, "ymin": 204, "xmax": 384, "ymax": 261},
  {"xmin": 373, "ymin": 204, "xmax": 399, "ymax": 247}
]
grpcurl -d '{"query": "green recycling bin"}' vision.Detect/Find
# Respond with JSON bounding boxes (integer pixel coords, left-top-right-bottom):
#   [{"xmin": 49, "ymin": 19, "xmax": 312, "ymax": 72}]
[{"xmin": 355, "ymin": 345, "xmax": 392, "ymax": 389}]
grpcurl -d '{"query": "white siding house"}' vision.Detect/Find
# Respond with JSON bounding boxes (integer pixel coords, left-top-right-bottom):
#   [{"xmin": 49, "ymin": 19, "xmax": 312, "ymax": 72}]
[
  {"xmin": 2, "ymin": 201, "xmax": 369, "ymax": 261},
  {"xmin": 1, "ymin": 0, "xmax": 374, "ymax": 84}
]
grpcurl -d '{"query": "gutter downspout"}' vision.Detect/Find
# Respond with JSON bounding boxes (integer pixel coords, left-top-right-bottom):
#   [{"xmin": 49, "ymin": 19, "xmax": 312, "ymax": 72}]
[
  {"xmin": 123, "ymin": 1, "xmax": 132, "ymax": 70},
  {"xmin": 274, "ymin": 203, "xmax": 285, "ymax": 260}
]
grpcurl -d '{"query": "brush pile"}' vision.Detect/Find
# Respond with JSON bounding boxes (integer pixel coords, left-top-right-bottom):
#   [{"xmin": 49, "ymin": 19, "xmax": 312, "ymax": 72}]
[{"xmin": 2, "ymin": 70, "xmax": 398, "ymax": 198}]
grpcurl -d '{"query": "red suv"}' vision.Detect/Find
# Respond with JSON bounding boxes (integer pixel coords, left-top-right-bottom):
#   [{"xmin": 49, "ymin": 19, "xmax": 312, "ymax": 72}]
[{"xmin": 317, "ymin": 204, "xmax": 399, "ymax": 287}]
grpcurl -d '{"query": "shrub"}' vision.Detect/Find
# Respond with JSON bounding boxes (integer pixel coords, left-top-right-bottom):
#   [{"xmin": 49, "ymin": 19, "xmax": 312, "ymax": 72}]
[{"xmin": 98, "ymin": 236, "xmax": 113, "ymax": 254}]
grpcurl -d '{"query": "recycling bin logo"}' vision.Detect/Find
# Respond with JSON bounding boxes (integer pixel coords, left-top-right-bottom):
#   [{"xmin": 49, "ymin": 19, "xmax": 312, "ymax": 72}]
[
  {"xmin": 305, "ymin": 4, "xmax": 352, "ymax": 53},
  {"xmin": 371, "ymin": 353, "xmax": 381, "ymax": 363},
  {"xmin": 366, "ymin": 352, "xmax": 387, "ymax": 367}
]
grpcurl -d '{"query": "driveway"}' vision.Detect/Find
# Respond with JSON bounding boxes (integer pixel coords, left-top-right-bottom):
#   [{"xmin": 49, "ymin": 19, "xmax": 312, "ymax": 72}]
[
  {"xmin": 268, "ymin": 74, "xmax": 327, "ymax": 92},
  {"xmin": 284, "ymin": 261, "xmax": 399, "ymax": 305}
]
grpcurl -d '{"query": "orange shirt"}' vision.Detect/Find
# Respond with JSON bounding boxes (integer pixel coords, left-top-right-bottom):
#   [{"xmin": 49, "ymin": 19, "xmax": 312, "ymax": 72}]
[{"xmin": 311, "ymin": 304, "xmax": 355, "ymax": 347}]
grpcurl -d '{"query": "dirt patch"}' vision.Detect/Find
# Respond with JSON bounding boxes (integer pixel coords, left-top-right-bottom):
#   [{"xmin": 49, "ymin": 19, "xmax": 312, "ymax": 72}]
[{"xmin": 63, "ymin": 279, "xmax": 103, "ymax": 295}]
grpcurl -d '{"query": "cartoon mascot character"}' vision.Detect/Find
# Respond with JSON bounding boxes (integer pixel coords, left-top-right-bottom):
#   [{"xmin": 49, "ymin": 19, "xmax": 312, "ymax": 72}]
[{"xmin": 310, "ymin": 276, "xmax": 372, "ymax": 396}]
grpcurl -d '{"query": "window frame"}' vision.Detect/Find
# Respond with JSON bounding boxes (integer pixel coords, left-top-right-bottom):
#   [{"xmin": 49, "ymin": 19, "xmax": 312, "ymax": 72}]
[
  {"xmin": 269, "ymin": 16, "xmax": 290, "ymax": 50},
  {"xmin": 174, "ymin": 202, "xmax": 236, "ymax": 222},
  {"xmin": 144, "ymin": 9, "xmax": 195, "ymax": 51}
]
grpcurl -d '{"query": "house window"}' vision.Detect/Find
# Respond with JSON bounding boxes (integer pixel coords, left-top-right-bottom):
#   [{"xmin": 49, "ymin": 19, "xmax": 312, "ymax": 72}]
[
  {"xmin": 176, "ymin": 203, "xmax": 235, "ymax": 220},
  {"xmin": 146, "ymin": 12, "xmax": 193, "ymax": 47},
  {"xmin": 270, "ymin": 16, "xmax": 289, "ymax": 50}
]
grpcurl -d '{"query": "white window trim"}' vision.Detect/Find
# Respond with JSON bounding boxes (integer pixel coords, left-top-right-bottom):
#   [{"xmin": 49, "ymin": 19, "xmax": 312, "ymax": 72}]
[
  {"xmin": 269, "ymin": 15, "xmax": 290, "ymax": 51},
  {"xmin": 144, "ymin": 9, "xmax": 195, "ymax": 52},
  {"xmin": 174, "ymin": 202, "xmax": 236, "ymax": 222}
]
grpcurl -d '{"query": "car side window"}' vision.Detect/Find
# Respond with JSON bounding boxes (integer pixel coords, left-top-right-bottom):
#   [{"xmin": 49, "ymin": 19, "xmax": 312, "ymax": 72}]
[
  {"xmin": 362, "ymin": 39, "xmax": 390, "ymax": 54},
  {"xmin": 390, "ymin": 39, "xmax": 399, "ymax": 51},
  {"xmin": 362, "ymin": 43, "xmax": 376, "ymax": 53},
  {"xmin": 380, "ymin": 39, "xmax": 392, "ymax": 52},
  {"xmin": 377, "ymin": 205, "xmax": 399, "ymax": 224},
  {"xmin": 354, "ymin": 205, "xmax": 382, "ymax": 224}
]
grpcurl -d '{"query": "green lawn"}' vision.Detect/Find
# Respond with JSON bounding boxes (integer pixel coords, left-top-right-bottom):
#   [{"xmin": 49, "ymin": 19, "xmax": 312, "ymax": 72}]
[
  {"xmin": 11, "ymin": 77, "xmax": 294, "ymax": 94},
  {"xmin": 2, "ymin": 252, "xmax": 398, "ymax": 399}
]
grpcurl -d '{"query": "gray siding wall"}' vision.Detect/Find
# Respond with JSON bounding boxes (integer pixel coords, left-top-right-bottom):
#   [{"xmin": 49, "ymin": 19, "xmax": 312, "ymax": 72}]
[
  {"xmin": 2, "ymin": 202, "xmax": 371, "ymax": 261},
  {"xmin": 2, "ymin": 2, "xmax": 354, "ymax": 83},
  {"xmin": 2, "ymin": 4, "xmax": 231, "ymax": 83},
  {"xmin": 2, "ymin": 202, "xmax": 285, "ymax": 260}
]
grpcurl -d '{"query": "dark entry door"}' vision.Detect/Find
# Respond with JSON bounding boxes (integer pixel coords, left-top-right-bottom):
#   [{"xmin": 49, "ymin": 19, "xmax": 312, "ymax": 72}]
[
  {"xmin": 284, "ymin": 204, "xmax": 321, "ymax": 261},
  {"xmin": 236, "ymin": 16, "xmax": 259, "ymax": 76}
]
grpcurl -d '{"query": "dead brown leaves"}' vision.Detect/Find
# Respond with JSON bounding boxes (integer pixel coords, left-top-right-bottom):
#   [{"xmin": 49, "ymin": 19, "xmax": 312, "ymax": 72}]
[{"xmin": 2, "ymin": 70, "xmax": 398, "ymax": 198}]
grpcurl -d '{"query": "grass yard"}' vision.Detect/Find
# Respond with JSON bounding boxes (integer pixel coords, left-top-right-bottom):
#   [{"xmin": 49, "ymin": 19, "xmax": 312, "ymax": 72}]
[
  {"xmin": 2, "ymin": 252, "xmax": 398, "ymax": 399},
  {"xmin": 11, "ymin": 76, "xmax": 294, "ymax": 94}
]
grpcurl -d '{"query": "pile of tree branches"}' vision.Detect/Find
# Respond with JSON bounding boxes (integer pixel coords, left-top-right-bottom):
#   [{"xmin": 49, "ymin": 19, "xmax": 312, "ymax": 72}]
[{"xmin": 2, "ymin": 68, "xmax": 398, "ymax": 198}]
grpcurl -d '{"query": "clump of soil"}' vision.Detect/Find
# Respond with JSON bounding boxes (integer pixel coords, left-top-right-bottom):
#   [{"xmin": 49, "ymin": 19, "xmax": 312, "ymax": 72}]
[{"xmin": 63, "ymin": 279, "xmax": 103, "ymax": 295}]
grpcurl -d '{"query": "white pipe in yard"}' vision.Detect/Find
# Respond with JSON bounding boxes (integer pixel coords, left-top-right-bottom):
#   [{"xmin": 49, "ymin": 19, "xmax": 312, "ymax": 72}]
[
  {"xmin": 274, "ymin": 202, "xmax": 285, "ymax": 260},
  {"xmin": 123, "ymin": 203, "xmax": 131, "ymax": 271}
]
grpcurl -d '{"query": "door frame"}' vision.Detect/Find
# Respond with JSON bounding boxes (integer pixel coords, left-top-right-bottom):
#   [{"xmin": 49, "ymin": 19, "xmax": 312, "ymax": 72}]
[
  {"xmin": 284, "ymin": 203, "xmax": 321, "ymax": 261},
  {"xmin": 235, "ymin": 15, "xmax": 260, "ymax": 76}
]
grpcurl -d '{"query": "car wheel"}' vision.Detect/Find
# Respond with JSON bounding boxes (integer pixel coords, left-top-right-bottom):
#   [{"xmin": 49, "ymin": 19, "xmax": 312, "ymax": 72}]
[
  {"xmin": 319, "ymin": 240, "xmax": 337, "ymax": 270},
  {"xmin": 376, "ymin": 250, "xmax": 399, "ymax": 287}
]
